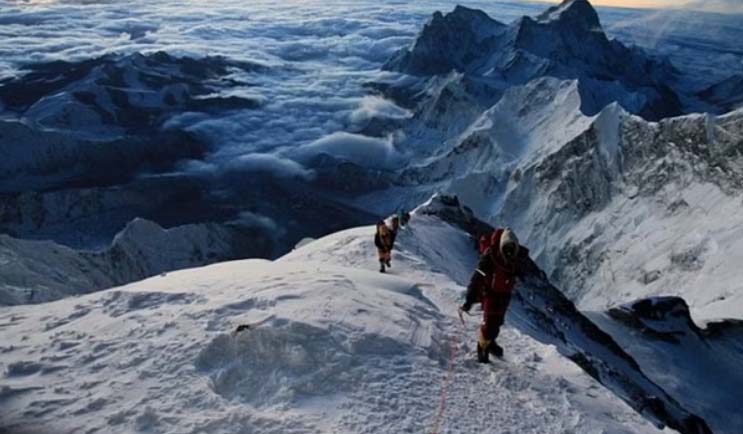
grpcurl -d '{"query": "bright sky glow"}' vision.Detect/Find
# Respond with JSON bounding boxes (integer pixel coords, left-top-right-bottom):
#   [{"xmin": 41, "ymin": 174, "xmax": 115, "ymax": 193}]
[{"xmin": 535, "ymin": 0, "xmax": 743, "ymax": 13}]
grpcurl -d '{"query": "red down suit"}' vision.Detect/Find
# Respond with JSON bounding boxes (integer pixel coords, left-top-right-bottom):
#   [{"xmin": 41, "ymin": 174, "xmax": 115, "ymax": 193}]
[{"xmin": 464, "ymin": 229, "xmax": 527, "ymax": 342}]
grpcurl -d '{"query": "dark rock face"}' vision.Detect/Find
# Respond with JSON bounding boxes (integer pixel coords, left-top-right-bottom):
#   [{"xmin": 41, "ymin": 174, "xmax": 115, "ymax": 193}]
[
  {"xmin": 384, "ymin": 5, "xmax": 506, "ymax": 76},
  {"xmin": 536, "ymin": 0, "xmax": 601, "ymax": 30},
  {"xmin": 383, "ymin": 0, "xmax": 688, "ymax": 120},
  {"xmin": 512, "ymin": 265, "xmax": 712, "ymax": 434},
  {"xmin": 0, "ymin": 175, "xmax": 217, "ymax": 247},
  {"xmin": 0, "ymin": 120, "xmax": 206, "ymax": 193},
  {"xmin": 597, "ymin": 296, "xmax": 743, "ymax": 434},
  {"xmin": 308, "ymin": 154, "xmax": 395, "ymax": 194},
  {"xmin": 608, "ymin": 297, "xmax": 700, "ymax": 343},
  {"xmin": 414, "ymin": 194, "xmax": 493, "ymax": 239},
  {"xmin": 420, "ymin": 193, "xmax": 714, "ymax": 434},
  {"xmin": 621, "ymin": 110, "xmax": 743, "ymax": 195}
]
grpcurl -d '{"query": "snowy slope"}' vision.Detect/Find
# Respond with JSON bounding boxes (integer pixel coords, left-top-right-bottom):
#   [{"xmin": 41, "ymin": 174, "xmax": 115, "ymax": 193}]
[
  {"xmin": 356, "ymin": 70, "xmax": 743, "ymax": 323},
  {"xmin": 501, "ymin": 108, "xmax": 743, "ymax": 322},
  {"xmin": 0, "ymin": 211, "xmax": 671, "ymax": 434}
]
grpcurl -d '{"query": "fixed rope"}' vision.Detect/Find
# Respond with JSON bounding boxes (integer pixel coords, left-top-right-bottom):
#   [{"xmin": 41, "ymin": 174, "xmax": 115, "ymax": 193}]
[{"xmin": 428, "ymin": 308, "xmax": 475, "ymax": 434}]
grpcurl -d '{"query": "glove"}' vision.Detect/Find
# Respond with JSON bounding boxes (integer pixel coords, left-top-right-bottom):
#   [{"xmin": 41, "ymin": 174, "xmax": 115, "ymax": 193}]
[{"xmin": 460, "ymin": 302, "xmax": 472, "ymax": 313}]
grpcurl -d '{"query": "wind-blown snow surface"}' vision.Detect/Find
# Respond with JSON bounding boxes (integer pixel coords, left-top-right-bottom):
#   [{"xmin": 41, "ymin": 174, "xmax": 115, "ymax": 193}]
[{"xmin": 0, "ymin": 215, "xmax": 665, "ymax": 434}]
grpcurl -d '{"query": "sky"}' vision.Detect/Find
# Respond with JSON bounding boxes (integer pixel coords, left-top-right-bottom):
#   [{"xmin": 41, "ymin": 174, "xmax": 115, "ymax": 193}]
[{"xmin": 537, "ymin": 0, "xmax": 743, "ymax": 13}]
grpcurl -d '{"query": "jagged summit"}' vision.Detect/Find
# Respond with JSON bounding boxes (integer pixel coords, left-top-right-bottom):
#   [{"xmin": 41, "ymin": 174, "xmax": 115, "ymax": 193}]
[
  {"xmin": 536, "ymin": 0, "xmax": 602, "ymax": 30},
  {"xmin": 429, "ymin": 5, "xmax": 504, "ymax": 36},
  {"xmin": 447, "ymin": 5, "xmax": 496, "ymax": 23},
  {"xmin": 396, "ymin": 4, "xmax": 506, "ymax": 76},
  {"xmin": 383, "ymin": 0, "xmax": 682, "ymax": 120}
]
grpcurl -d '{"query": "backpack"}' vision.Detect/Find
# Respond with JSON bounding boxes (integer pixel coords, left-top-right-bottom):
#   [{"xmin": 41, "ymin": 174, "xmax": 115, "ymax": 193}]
[
  {"xmin": 478, "ymin": 235, "xmax": 490, "ymax": 255},
  {"xmin": 479, "ymin": 229, "xmax": 505, "ymax": 255}
]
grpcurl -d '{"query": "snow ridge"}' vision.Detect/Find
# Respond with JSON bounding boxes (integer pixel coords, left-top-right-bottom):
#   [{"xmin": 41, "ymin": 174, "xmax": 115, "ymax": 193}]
[
  {"xmin": 360, "ymin": 71, "xmax": 743, "ymax": 322},
  {"xmin": 0, "ymin": 199, "xmax": 714, "ymax": 434},
  {"xmin": 591, "ymin": 297, "xmax": 743, "ymax": 434}
]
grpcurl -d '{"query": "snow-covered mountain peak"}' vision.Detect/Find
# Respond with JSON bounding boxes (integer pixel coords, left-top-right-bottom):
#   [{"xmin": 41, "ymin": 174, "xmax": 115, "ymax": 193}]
[
  {"xmin": 536, "ymin": 0, "xmax": 603, "ymax": 31},
  {"xmin": 383, "ymin": 1, "xmax": 684, "ymax": 120},
  {"xmin": 396, "ymin": 77, "xmax": 608, "ymax": 201},
  {"xmin": 365, "ymin": 62, "xmax": 743, "ymax": 324},
  {"xmin": 444, "ymin": 5, "xmax": 498, "ymax": 26},
  {"xmin": 394, "ymin": 5, "xmax": 506, "ymax": 76},
  {"xmin": 0, "ymin": 216, "xmax": 273, "ymax": 306},
  {"xmin": 426, "ymin": 5, "xmax": 506, "ymax": 42}
]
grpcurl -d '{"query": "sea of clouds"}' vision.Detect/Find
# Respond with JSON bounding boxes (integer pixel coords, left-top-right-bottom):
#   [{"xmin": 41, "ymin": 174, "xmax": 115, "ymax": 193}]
[{"xmin": 1, "ymin": 0, "xmax": 741, "ymax": 201}]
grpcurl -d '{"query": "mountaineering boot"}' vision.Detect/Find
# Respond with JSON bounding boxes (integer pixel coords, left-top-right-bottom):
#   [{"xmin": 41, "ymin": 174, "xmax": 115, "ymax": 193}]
[
  {"xmin": 489, "ymin": 341, "xmax": 504, "ymax": 359},
  {"xmin": 379, "ymin": 261, "xmax": 386, "ymax": 273},
  {"xmin": 476, "ymin": 341, "xmax": 489, "ymax": 363},
  {"xmin": 386, "ymin": 259, "xmax": 392, "ymax": 268},
  {"xmin": 477, "ymin": 331, "xmax": 490, "ymax": 363},
  {"xmin": 477, "ymin": 330, "xmax": 491, "ymax": 363}
]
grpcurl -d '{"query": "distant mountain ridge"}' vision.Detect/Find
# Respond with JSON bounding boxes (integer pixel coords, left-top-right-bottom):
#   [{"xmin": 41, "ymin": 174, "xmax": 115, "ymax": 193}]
[
  {"xmin": 0, "ymin": 218, "xmax": 272, "ymax": 306},
  {"xmin": 360, "ymin": 72, "xmax": 743, "ymax": 322},
  {"xmin": 383, "ymin": 0, "xmax": 738, "ymax": 120}
]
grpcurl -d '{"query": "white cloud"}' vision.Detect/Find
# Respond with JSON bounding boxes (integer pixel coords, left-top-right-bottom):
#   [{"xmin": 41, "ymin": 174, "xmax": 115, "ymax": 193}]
[
  {"xmin": 175, "ymin": 153, "xmax": 314, "ymax": 184},
  {"xmin": 226, "ymin": 153, "xmax": 315, "ymax": 180},
  {"xmin": 349, "ymin": 95, "xmax": 412, "ymax": 125},
  {"xmin": 294, "ymin": 131, "xmax": 402, "ymax": 169},
  {"xmin": 233, "ymin": 211, "xmax": 280, "ymax": 232}
]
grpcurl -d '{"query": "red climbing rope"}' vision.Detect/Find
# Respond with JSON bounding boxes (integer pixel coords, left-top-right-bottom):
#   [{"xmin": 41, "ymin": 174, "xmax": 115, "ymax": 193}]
[
  {"xmin": 429, "ymin": 308, "xmax": 472, "ymax": 434},
  {"xmin": 429, "ymin": 332, "xmax": 459, "ymax": 434}
]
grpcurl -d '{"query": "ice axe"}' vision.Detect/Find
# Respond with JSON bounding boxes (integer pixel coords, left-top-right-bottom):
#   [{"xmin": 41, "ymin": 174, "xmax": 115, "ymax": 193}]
[{"xmin": 457, "ymin": 306, "xmax": 477, "ymax": 327}]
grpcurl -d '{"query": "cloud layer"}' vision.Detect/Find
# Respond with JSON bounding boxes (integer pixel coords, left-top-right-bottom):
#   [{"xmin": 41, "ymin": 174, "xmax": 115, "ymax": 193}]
[
  {"xmin": 295, "ymin": 132, "xmax": 402, "ymax": 169},
  {"xmin": 1, "ymin": 0, "xmax": 741, "ymax": 190}
]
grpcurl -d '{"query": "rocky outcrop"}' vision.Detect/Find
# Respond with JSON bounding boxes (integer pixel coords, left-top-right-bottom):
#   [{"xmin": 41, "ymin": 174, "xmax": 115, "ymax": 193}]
[
  {"xmin": 594, "ymin": 297, "xmax": 743, "ymax": 434},
  {"xmin": 698, "ymin": 74, "xmax": 743, "ymax": 112}
]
